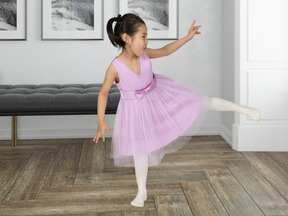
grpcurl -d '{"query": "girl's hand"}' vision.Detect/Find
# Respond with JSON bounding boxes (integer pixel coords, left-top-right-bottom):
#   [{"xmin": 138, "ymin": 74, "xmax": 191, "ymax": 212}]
[
  {"xmin": 93, "ymin": 121, "xmax": 112, "ymax": 143},
  {"xmin": 186, "ymin": 20, "xmax": 201, "ymax": 40}
]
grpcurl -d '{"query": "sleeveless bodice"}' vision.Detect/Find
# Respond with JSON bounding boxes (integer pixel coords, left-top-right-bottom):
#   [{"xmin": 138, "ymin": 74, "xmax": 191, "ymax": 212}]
[{"xmin": 112, "ymin": 52, "xmax": 154, "ymax": 92}]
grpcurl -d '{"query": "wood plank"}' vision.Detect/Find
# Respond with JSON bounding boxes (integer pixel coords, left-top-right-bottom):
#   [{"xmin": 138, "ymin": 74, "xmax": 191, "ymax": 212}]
[
  {"xmin": 44, "ymin": 142, "xmax": 83, "ymax": 187},
  {"xmin": 265, "ymin": 152, "xmax": 288, "ymax": 173},
  {"xmin": 179, "ymin": 135, "xmax": 225, "ymax": 143},
  {"xmin": 0, "ymin": 144, "xmax": 59, "ymax": 153},
  {"xmin": 171, "ymin": 135, "xmax": 225, "ymax": 146},
  {"xmin": 38, "ymin": 182, "xmax": 183, "ymax": 200},
  {"xmin": 164, "ymin": 152, "xmax": 243, "ymax": 160},
  {"xmin": 225, "ymin": 159, "xmax": 288, "ymax": 215},
  {"xmin": 172, "ymin": 135, "xmax": 231, "ymax": 153},
  {"xmin": 0, "ymin": 198, "xmax": 155, "ymax": 216},
  {"xmin": 96, "ymin": 213, "xmax": 122, "ymax": 216},
  {"xmin": 148, "ymin": 170, "xmax": 206, "ymax": 182},
  {"xmin": 0, "ymin": 139, "xmax": 81, "ymax": 153},
  {"xmin": 4, "ymin": 151, "xmax": 56, "ymax": 201},
  {"xmin": 48, "ymin": 212, "xmax": 122, "ymax": 216},
  {"xmin": 0, "ymin": 160, "xmax": 26, "ymax": 205},
  {"xmin": 243, "ymin": 152, "xmax": 288, "ymax": 201},
  {"xmin": 175, "ymin": 142, "xmax": 235, "ymax": 153},
  {"xmin": 17, "ymin": 139, "xmax": 84, "ymax": 146},
  {"xmin": 75, "ymin": 172, "xmax": 137, "ymax": 185},
  {"xmin": 154, "ymin": 195, "xmax": 193, "ymax": 216},
  {"xmin": 75, "ymin": 170, "xmax": 206, "ymax": 185},
  {"xmin": 0, "ymin": 140, "xmax": 11, "ymax": 146},
  {"xmin": 77, "ymin": 139, "xmax": 105, "ymax": 174},
  {"xmin": 181, "ymin": 180, "xmax": 228, "ymax": 216},
  {"xmin": 0, "ymin": 153, "xmax": 31, "ymax": 160},
  {"xmin": 149, "ymin": 159, "xmax": 227, "ymax": 171},
  {"xmin": 205, "ymin": 170, "xmax": 264, "ymax": 216},
  {"xmin": 122, "ymin": 210, "xmax": 157, "ymax": 216},
  {"xmin": 35, "ymin": 210, "xmax": 157, "ymax": 216},
  {"xmin": 103, "ymin": 166, "xmax": 135, "ymax": 174}
]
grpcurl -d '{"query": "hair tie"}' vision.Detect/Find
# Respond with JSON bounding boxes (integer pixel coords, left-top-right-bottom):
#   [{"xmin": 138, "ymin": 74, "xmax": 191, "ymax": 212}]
[{"xmin": 116, "ymin": 14, "xmax": 121, "ymax": 22}]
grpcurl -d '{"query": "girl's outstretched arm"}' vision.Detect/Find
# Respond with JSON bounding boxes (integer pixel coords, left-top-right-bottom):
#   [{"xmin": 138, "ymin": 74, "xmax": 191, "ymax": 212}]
[{"xmin": 145, "ymin": 20, "xmax": 201, "ymax": 59}]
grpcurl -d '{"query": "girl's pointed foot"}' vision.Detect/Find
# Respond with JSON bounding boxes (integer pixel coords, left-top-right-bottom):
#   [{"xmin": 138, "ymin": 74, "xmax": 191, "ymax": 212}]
[
  {"xmin": 131, "ymin": 191, "xmax": 147, "ymax": 207},
  {"xmin": 247, "ymin": 108, "xmax": 261, "ymax": 122}
]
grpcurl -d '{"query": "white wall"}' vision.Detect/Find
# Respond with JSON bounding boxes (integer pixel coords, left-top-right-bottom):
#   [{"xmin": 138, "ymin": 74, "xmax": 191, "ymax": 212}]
[
  {"xmin": 0, "ymin": 0, "xmax": 222, "ymax": 140},
  {"xmin": 221, "ymin": 0, "xmax": 234, "ymax": 145}
]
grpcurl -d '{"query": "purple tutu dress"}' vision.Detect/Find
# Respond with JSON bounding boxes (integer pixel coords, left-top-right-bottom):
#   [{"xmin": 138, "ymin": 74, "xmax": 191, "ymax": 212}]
[{"xmin": 111, "ymin": 52, "xmax": 210, "ymax": 167}]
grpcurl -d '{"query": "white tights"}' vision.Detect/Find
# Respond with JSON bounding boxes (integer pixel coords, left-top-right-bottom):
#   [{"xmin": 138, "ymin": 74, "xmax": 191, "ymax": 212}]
[
  {"xmin": 208, "ymin": 97, "xmax": 261, "ymax": 121},
  {"xmin": 131, "ymin": 154, "xmax": 148, "ymax": 207},
  {"xmin": 130, "ymin": 97, "xmax": 261, "ymax": 207}
]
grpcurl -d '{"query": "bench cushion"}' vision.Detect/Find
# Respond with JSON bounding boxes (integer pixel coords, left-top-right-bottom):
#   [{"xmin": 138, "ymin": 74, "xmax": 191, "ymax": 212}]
[{"xmin": 0, "ymin": 84, "xmax": 120, "ymax": 116}]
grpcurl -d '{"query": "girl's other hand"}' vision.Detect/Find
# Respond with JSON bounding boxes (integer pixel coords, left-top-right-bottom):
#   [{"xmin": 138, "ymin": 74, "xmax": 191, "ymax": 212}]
[
  {"xmin": 187, "ymin": 20, "xmax": 201, "ymax": 40},
  {"xmin": 93, "ymin": 121, "xmax": 112, "ymax": 143}
]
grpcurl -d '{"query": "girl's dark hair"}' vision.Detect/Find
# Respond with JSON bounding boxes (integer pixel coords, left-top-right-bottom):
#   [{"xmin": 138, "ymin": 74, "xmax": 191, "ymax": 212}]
[{"xmin": 107, "ymin": 13, "xmax": 146, "ymax": 48}]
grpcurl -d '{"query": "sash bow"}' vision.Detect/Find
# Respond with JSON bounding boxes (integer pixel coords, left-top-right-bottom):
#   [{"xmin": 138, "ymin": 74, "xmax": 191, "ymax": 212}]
[{"xmin": 120, "ymin": 74, "xmax": 156, "ymax": 100}]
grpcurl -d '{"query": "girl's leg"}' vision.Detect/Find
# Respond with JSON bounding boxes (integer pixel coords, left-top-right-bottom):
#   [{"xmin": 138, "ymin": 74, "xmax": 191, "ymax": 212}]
[
  {"xmin": 208, "ymin": 97, "xmax": 261, "ymax": 121},
  {"xmin": 131, "ymin": 154, "xmax": 148, "ymax": 207}
]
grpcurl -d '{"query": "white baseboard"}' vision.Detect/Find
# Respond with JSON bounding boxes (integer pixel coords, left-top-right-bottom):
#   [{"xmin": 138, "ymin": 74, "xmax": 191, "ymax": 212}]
[
  {"xmin": 233, "ymin": 123, "xmax": 288, "ymax": 151},
  {"xmin": 0, "ymin": 126, "xmax": 220, "ymax": 140}
]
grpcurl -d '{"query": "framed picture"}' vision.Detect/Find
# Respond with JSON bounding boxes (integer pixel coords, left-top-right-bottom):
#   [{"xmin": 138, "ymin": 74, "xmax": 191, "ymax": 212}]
[
  {"xmin": 0, "ymin": 0, "xmax": 26, "ymax": 40},
  {"xmin": 42, "ymin": 0, "xmax": 103, "ymax": 40},
  {"xmin": 119, "ymin": 0, "xmax": 178, "ymax": 40}
]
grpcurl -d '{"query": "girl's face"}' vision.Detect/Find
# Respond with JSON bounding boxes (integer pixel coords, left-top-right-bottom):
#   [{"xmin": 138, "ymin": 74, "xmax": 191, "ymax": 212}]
[{"xmin": 125, "ymin": 24, "xmax": 148, "ymax": 56}]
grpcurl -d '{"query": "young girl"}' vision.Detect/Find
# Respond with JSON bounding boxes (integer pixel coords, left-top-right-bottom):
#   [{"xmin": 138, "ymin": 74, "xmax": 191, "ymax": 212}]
[{"xmin": 93, "ymin": 13, "xmax": 261, "ymax": 207}]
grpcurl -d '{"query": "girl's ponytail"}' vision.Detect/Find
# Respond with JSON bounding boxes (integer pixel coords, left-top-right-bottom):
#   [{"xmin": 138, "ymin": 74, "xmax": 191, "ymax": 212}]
[{"xmin": 106, "ymin": 16, "xmax": 125, "ymax": 48}]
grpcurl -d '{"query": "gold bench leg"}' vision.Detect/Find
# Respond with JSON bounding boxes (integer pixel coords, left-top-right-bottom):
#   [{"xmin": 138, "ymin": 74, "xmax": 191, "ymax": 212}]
[{"xmin": 11, "ymin": 116, "xmax": 18, "ymax": 147}]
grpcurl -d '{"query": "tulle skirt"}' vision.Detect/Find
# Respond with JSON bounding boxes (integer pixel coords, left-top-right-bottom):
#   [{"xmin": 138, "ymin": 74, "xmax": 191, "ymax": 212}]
[{"xmin": 110, "ymin": 73, "xmax": 211, "ymax": 168}]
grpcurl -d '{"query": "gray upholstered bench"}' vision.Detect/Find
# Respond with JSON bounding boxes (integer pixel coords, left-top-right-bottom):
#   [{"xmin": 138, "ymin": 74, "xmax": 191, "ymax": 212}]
[{"xmin": 0, "ymin": 84, "xmax": 120, "ymax": 146}]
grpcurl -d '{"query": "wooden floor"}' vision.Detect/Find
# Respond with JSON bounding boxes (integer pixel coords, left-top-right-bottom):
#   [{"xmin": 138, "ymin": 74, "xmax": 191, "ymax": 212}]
[{"xmin": 0, "ymin": 136, "xmax": 288, "ymax": 216}]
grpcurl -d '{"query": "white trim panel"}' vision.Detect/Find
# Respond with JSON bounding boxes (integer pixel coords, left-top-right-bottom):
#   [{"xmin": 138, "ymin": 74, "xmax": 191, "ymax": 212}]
[{"xmin": 233, "ymin": 123, "xmax": 288, "ymax": 151}]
